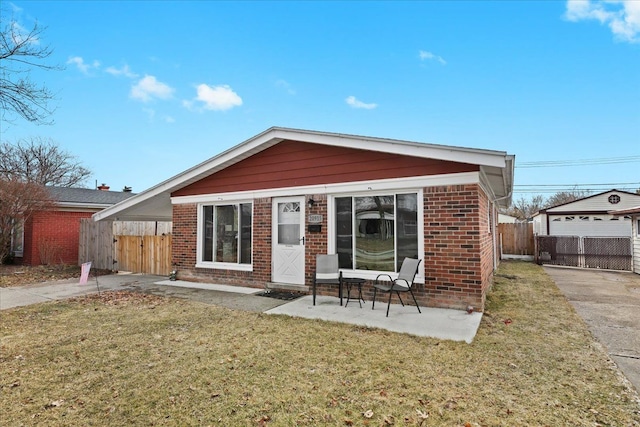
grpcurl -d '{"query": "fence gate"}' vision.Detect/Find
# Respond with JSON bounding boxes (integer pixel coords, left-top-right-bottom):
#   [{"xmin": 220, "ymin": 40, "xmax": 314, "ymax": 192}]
[
  {"xmin": 536, "ymin": 236, "xmax": 632, "ymax": 271},
  {"xmin": 115, "ymin": 235, "xmax": 172, "ymax": 276},
  {"xmin": 498, "ymin": 223, "xmax": 534, "ymax": 255},
  {"xmin": 79, "ymin": 219, "xmax": 172, "ymax": 274}
]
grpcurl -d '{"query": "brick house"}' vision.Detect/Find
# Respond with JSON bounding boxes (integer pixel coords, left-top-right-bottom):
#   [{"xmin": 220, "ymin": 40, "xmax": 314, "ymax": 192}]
[
  {"xmin": 15, "ymin": 186, "xmax": 134, "ymax": 265},
  {"xmin": 94, "ymin": 128, "xmax": 514, "ymax": 311}
]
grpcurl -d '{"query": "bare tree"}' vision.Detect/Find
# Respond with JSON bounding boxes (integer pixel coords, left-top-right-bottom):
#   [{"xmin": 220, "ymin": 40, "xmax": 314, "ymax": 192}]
[
  {"xmin": 0, "ymin": 137, "xmax": 91, "ymax": 187},
  {"xmin": 0, "ymin": 8, "xmax": 60, "ymax": 125},
  {"xmin": 545, "ymin": 188, "xmax": 590, "ymax": 208},
  {"xmin": 504, "ymin": 188, "xmax": 593, "ymax": 220},
  {"xmin": 503, "ymin": 194, "xmax": 546, "ymax": 220},
  {"xmin": 0, "ymin": 178, "xmax": 52, "ymax": 262}
]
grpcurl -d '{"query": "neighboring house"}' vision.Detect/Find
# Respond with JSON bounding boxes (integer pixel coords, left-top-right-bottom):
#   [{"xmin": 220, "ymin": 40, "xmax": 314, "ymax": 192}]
[
  {"xmin": 532, "ymin": 189, "xmax": 640, "ymax": 237},
  {"xmin": 498, "ymin": 213, "xmax": 519, "ymax": 223},
  {"xmin": 94, "ymin": 127, "xmax": 514, "ymax": 311},
  {"xmin": 610, "ymin": 205, "xmax": 640, "ymax": 274},
  {"xmin": 15, "ymin": 185, "xmax": 135, "ymax": 265}
]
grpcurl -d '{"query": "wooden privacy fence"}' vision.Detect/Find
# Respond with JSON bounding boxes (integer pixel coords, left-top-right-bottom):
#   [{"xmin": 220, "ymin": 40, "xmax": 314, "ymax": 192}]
[
  {"xmin": 79, "ymin": 219, "xmax": 172, "ymax": 274},
  {"xmin": 115, "ymin": 235, "xmax": 172, "ymax": 275},
  {"xmin": 498, "ymin": 222, "xmax": 534, "ymax": 256},
  {"xmin": 535, "ymin": 235, "xmax": 632, "ymax": 271}
]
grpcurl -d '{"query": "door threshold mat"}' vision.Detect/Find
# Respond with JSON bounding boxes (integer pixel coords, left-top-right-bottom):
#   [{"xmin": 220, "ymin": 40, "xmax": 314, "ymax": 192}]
[{"xmin": 256, "ymin": 290, "xmax": 305, "ymax": 301}]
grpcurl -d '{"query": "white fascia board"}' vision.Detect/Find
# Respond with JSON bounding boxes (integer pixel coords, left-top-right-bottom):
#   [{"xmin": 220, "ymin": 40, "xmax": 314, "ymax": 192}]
[
  {"xmin": 172, "ymin": 171, "xmax": 481, "ymax": 205},
  {"xmin": 57, "ymin": 202, "xmax": 112, "ymax": 210},
  {"xmin": 272, "ymin": 128, "xmax": 508, "ymax": 168}
]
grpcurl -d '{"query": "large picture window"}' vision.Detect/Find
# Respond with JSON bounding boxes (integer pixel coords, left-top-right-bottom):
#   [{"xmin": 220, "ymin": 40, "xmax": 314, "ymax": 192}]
[
  {"xmin": 201, "ymin": 203, "xmax": 252, "ymax": 265},
  {"xmin": 335, "ymin": 193, "xmax": 418, "ymax": 272}
]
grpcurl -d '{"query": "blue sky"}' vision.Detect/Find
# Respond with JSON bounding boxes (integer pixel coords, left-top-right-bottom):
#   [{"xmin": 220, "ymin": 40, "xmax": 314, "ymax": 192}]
[{"xmin": 3, "ymin": 1, "xmax": 639, "ymax": 202}]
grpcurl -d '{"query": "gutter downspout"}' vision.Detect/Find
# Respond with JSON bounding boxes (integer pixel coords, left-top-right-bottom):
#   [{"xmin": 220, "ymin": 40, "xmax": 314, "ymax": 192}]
[{"xmin": 492, "ymin": 190, "xmax": 513, "ymax": 271}]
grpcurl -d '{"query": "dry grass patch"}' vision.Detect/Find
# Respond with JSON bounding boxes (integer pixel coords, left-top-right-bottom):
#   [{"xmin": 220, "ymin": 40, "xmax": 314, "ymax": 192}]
[
  {"xmin": 1, "ymin": 261, "xmax": 639, "ymax": 426},
  {"xmin": 0, "ymin": 264, "xmax": 112, "ymax": 288}
]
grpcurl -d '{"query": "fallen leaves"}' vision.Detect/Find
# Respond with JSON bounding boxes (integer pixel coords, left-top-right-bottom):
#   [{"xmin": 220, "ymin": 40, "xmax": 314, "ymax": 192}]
[
  {"xmin": 0, "ymin": 265, "xmax": 112, "ymax": 288},
  {"xmin": 68, "ymin": 291, "xmax": 168, "ymax": 307}
]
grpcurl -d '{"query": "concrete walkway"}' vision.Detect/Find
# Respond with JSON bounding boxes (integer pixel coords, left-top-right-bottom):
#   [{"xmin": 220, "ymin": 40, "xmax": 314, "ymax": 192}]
[
  {"xmin": 0, "ymin": 273, "xmax": 165, "ymax": 310},
  {"xmin": 1, "ymin": 277, "xmax": 483, "ymax": 343},
  {"xmin": 545, "ymin": 266, "xmax": 640, "ymax": 393}
]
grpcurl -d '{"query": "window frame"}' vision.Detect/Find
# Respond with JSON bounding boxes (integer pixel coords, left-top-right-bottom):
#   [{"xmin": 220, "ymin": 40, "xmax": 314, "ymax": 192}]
[
  {"xmin": 327, "ymin": 188, "xmax": 424, "ymax": 282},
  {"xmin": 10, "ymin": 219, "xmax": 24, "ymax": 258},
  {"xmin": 196, "ymin": 200, "xmax": 253, "ymax": 271}
]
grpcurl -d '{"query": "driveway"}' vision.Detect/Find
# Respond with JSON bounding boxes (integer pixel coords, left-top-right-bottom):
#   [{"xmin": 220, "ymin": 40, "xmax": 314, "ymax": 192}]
[{"xmin": 544, "ymin": 266, "xmax": 640, "ymax": 393}]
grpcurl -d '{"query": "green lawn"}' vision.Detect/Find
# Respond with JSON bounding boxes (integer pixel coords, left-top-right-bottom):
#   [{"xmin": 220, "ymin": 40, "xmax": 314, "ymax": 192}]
[{"xmin": 1, "ymin": 261, "xmax": 638, "ymax": 426}]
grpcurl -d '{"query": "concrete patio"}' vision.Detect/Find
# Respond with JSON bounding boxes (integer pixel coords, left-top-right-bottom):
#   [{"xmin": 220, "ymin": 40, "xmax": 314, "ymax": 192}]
[{"xmin": 157, "ymin": 280, "xmax": 483, "ymax": 343}]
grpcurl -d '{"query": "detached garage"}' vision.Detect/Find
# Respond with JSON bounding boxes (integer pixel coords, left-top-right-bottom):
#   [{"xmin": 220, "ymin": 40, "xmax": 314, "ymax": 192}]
[
  {"xmin": 532, "ymin": 189, "xmax": 640, "ymax": 237},
  {"xmin": 533, "ymin": 190, "xmax": 640, "ymax": 271}
]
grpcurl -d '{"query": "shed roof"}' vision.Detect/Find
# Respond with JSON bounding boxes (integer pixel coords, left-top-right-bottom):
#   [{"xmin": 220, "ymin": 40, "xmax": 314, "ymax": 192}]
[
  {"xmin": 609, "ymin": 205, "xmax": 640, "ymax": 216},
  {"xmin": 93, "ymin": 127, "xmax": 515, "ymax": 222}
]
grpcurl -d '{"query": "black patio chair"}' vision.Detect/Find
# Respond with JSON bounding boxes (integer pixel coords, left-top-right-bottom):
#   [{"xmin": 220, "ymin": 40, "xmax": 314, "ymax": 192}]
[
  {"xmin": 313, "ymin": 254, "xmax": 343, "ymax": 306},
  {"xmin": 372, "ymin": 257, "xmax": 422, "ymax": 317}
]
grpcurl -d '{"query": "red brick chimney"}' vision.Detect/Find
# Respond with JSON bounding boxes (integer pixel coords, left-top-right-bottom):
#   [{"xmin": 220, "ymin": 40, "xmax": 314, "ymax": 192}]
[{"xmin": 97, "ymin": 183, "xmax": 110, "ymax": 191}]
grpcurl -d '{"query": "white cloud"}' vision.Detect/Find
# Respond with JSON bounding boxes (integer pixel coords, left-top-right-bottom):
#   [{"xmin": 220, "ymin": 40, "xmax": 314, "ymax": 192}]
[
  {"xmin": 10, "ymin": 21, "xmax": 38, "ymax": 45},
  {"xmin": 163, "ymin": 115, "xmax": 175, "ymax": 123},
  {"xmin": 345, "ymin": 96, "xmax": 377, "ymax": 110},
  {"xmin": 105, "ymin": 64, "xmax": 138, "ymax": 78},
  {"xmin": 419, "ymin": 50, "xmax": 446, "ymax": 65},
  {"xmin": 67, "ymin": 56, "xmax": 100, "ymax": 74},
  {"xmin": 276, "ymin": 79, "xmax": 296, "ymax": 95},
  {"xmin": 185, "ymin": 84, "xmax": 243, "ymax": 111},
  {"xmin": 9, "ymin": 2, "xmax": 23, "ymax": 14},
  {"xmin": 565, "ymin": 0, "xmax": 640, "ymax": 43},
  {"xmin": 130, "ymin": 75, "xmax": 174, "ymax": 102}
]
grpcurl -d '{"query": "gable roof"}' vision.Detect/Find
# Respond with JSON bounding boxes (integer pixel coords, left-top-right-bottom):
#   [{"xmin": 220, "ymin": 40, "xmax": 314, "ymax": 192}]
[
  {"xmin": 538, "ymin": 189, "xmax": 640, "ymax": 215},
  {"xmin": 48, "ymin": 186, "xmax": 136, "ymax": 209},
  {"xmin": 93, "ymin": 127, "xmax": 515, "ymax": 222}
]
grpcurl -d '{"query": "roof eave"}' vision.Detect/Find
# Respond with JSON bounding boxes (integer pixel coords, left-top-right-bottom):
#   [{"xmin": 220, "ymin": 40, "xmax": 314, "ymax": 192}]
[
  {"xmin": 93, "ymin": 127, "xmax": 514, "ymax": 222},
  {"xmin": 609, "ymin": 205, "xmax": 640, "ymax": 216}
]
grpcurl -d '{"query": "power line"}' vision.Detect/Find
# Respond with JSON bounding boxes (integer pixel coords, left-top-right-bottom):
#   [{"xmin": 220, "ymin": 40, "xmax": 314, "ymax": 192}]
[
  {"xmin": 516, "ymin": 155, "xmax": 640, "ymax": 168},
  {"xmin": 515, "ymin": 182, "xmax": 640, "ymax": 188},
  {"xmin": 512, "ymin": 182, "xmax": 640, "ymax": 195}
]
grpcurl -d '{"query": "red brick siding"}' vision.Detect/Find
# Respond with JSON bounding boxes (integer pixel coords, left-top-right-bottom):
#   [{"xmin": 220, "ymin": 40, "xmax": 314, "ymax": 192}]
[
  {"xmin": 419, "ymin": 184, "xmax": 491, "ymax": 311},
  {"xmin": 174, "ymin": 140, "xmax": 477, "ymax": 196},
  {"xmin": 171, "ymin": 203, "xmax": 197, "ymax": 270},
  {"xmin": 172, "ymin": 201, "xmax": 272, "ymax": 288},
  {"xmin": 478, "ymin": 191, "xmax": 497, "ymax": 310},
  {"xmin": 171, "ymin": 184, "xmax": 497, "ymax": 311},
  {"xmin": 304, "ymin": 195, "xmax": 331, "ymax": 295},
  {"xmin": 22, "ymin": 211, "xmax": 93, "ymax": 265}
]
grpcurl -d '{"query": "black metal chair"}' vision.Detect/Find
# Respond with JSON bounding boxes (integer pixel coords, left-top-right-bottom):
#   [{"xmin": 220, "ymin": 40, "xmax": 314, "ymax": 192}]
[
  {"xmin": 313, "ymin": 254, "xmax": 343, "ymax": 305},
  {"xmin": 372, "ymin": 257, "xmax": 422, "ymax": 317}
]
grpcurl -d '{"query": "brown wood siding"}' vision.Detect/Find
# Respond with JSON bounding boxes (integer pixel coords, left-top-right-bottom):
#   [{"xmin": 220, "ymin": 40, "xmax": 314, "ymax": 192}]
[{"xmin": 173, "ymin": 140, "xmax": 478, "ymax": 196}]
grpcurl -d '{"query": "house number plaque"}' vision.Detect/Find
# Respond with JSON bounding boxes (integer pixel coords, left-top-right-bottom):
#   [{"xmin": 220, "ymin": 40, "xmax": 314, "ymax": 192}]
[{"xmin": 309, "ymin": 214, "xmax": 323, "ymax": 224}]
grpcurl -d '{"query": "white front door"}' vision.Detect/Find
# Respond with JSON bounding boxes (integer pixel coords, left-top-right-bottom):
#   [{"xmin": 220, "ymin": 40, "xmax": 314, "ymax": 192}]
[{"xmin": 272, "ymin": 196, "xmax": 305, "ymax": 285}]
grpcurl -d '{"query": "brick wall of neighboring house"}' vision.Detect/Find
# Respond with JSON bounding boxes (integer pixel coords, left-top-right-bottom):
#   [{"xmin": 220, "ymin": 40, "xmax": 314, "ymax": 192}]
[{"xmin": 22, "ymin": 211, "xmax": 93, "ymax": 265}]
